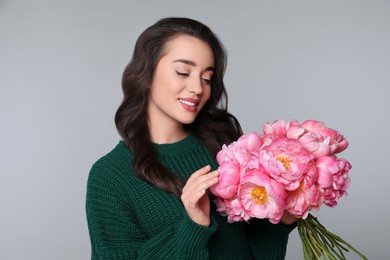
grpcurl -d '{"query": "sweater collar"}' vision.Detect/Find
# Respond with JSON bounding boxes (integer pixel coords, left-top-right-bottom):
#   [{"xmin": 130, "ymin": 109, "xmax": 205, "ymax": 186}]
[{"xmin": 154, "ymin": 134, "xmax": 201, "ymax": 156}]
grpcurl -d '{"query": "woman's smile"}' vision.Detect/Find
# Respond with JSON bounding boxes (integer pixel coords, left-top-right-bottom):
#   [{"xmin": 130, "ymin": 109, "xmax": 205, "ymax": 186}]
[{"xmin": 178, "ymin": 98, "xmax": 199, "ymax": 111}]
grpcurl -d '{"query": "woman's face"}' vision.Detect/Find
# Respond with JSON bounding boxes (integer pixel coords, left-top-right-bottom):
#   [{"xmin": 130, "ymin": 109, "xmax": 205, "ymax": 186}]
[{"xmin": 147, "ymin": 35, "xmax": 214, "ymax": 130}]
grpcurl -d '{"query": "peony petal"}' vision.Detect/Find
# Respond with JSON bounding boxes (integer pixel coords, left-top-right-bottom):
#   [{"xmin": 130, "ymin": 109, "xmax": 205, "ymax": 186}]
[
  {"xmin": 317, "ymin": 167, "xmax": 333, "ymax": 188},
  {"xmin": 287, "ymin": 125, "xmax": 305, "ymax": 139}
]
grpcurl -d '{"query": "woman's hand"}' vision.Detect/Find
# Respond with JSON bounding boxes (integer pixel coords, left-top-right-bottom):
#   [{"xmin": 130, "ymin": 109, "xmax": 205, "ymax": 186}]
[{"xmin": 181, "ymin": 165, "xmax": 219, "ymax": 227}]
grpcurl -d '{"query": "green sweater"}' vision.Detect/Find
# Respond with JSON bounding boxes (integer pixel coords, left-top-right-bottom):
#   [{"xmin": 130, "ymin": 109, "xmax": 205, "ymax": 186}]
[{"xmin": 86, "ymin": 134, "xmax": 295, "ymax": 259}]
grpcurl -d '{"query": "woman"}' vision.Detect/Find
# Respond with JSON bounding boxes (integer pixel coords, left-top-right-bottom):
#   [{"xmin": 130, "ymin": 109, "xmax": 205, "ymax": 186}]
[{"xmin": 86, "ymin": 17, "xmax": 296, "ymax": 259}]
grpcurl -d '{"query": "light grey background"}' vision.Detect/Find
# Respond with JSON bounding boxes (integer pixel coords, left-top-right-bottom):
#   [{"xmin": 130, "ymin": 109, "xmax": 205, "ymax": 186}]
[{"xmin": 1, "ymin": 0, "xmax": 389, "ymax": 259}]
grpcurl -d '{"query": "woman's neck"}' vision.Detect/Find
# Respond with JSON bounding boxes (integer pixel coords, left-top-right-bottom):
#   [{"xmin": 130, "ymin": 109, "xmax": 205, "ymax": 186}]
[{"xmin": 148, "ymin": 120, "xmax": 189, "ymax": 144}]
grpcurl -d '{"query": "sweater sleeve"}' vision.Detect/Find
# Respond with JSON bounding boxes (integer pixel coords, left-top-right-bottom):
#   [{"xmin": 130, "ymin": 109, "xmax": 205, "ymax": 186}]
[
  {"xmin": 247, "ymin": 218, "xmax": 296, "ymax": 260},
  {"xmin": 86, "ymin": 163, "xmax": 217, "ymax": 260}
]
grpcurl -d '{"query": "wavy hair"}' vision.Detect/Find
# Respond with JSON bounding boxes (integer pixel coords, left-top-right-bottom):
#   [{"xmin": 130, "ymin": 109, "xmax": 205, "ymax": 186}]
[{"xmin": 115, "ymin": 17, "xmax": 242, "ymax": 197}]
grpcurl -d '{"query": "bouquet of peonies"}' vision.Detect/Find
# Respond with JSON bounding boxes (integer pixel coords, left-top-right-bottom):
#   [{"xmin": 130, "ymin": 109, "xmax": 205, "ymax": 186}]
[{"xmin": 210, "ymin": 119, "xmax": 366, "ymax": 260}]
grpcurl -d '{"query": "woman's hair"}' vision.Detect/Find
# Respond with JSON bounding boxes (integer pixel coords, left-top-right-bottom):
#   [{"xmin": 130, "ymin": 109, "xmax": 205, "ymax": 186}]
[{"xmin": 115, "ymin": 17, "xmax": 242, "ymax": 197}]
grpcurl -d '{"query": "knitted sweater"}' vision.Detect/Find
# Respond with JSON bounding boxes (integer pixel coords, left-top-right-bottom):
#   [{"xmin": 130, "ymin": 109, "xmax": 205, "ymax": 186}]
[{"xmin": 86, "ymin": 134, "xmax": 295, "ymax": 259}]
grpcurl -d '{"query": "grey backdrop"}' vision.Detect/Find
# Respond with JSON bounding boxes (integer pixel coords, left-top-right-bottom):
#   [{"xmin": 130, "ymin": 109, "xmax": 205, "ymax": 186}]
[{"xmin": 1, "ymin": 0, "xmax": 389, "ymax": 259}]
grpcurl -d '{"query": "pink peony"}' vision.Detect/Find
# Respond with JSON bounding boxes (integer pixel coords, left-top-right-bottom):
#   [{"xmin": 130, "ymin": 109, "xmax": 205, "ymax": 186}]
[
  {"xmin": 210, "ymin": 161, "xmax": 241, "ymax": 199},
  {"xmin": 236, "ymin": 131, "xmax": 263, "ymax": 152},
  {"xmin": 258, "ymin": 137, "xmax": 314, "ymax": 191},
  {"xmin": 212, "ymin": 132, "xmax": 264, "ymax": 199},
  {"xmin": 285, "ymin": 166, "xmax": 323, "ymax": 219},
  {"xmin": 239, "ymin": 169, "xmax": 286, "ymax": 224},
  {"xmin": 216, "ymin": 132, "xmax": 263, "ymax": 168},
  {"xmin": 263, "ymin": 119, "xmax": 300, "ymax": 137},
  {"xmin": 319, "ymin": 158, "xmax": 351, "ymax": 207},
  {"xmin": 215, "ymin": 197, "xmax": 251, "ymax": 223},
  {"xmin": 296, "ymin": 120, "xmax": 349, "ymax": 158}
]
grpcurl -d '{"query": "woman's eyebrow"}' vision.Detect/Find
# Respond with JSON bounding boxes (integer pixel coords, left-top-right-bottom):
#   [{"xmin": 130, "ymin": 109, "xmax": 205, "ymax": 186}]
[
  {"xmin": 173, "ymin": 59, "xmax": 196, "ymax": 66},
  {"xmin": 173, "ymin": 59, "xmax": 214, "ymax": 71}
]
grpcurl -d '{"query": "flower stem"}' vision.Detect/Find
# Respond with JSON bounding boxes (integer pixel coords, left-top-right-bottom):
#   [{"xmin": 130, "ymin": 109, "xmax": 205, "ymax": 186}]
[{"xmin": 297, "ymin": 214, "xmax": 367, "ymax": 260}]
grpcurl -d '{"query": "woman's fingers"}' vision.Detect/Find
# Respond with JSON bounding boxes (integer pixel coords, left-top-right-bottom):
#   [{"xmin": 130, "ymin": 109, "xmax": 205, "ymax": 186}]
[
  {"xmin": 181, "ymin": 165, "xmax": 220, "ymax": 226},
  {"xmin": 183, "ymin": 166, "xmax": 211, "ymax": 187},
  {"xmin": 183, "ymin": 172, "xmax": 218, "ymax": 202},
  {"xmin": 182, "ymin": 166, "xmax": 218, "ymax": 196}
]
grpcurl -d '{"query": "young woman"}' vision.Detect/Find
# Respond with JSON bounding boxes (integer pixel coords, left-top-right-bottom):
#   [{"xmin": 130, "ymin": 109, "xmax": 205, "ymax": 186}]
[{"xmin": 86, "ymin": 17, "xmax": 296, "ymax": 259}]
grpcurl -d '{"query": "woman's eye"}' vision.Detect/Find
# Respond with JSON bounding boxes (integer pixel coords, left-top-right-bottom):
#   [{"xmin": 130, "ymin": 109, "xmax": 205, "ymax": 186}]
[
  {"xmin": 202, "ymin": 78, "xmax": 211, "ymax": 85},
  {"xmin": 176, "ymin": 71, "xmax": 189, "ymax": 77}
]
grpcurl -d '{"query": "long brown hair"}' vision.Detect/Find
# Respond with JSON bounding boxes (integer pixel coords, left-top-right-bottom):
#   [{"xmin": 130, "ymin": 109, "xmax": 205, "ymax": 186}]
[{"xmin": 115, "ymin": 17, "xmax": 242, "ymax": 198}]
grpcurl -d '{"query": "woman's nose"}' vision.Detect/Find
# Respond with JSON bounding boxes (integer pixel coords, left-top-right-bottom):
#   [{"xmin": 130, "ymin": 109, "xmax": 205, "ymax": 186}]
[{"xmin": 187, "ymin": 77, "xmax": 203, "ymax": 94}]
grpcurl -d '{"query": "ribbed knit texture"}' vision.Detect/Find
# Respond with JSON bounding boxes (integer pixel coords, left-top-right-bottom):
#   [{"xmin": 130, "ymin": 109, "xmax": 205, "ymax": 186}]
[{"xmin": 86, "ymin": 134, "xmax": 295, "ymax": 259}]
